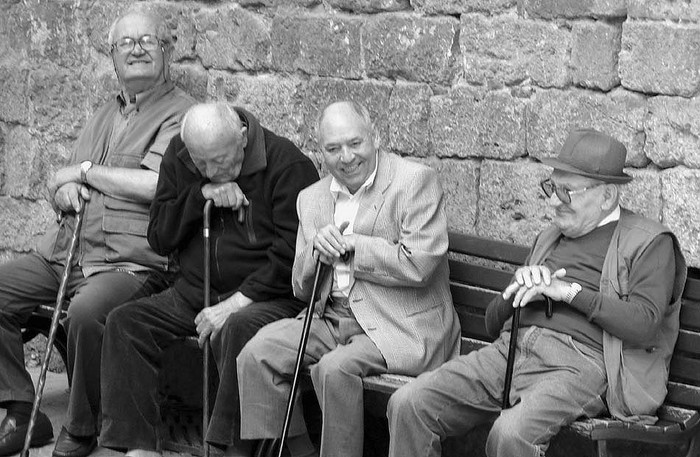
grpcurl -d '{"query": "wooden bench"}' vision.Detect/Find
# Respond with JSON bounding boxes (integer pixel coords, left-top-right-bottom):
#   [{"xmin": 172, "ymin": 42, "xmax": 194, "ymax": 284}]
[{"xmin": 23, "ymin": 232, "xmax": 700, "ymax": 456}]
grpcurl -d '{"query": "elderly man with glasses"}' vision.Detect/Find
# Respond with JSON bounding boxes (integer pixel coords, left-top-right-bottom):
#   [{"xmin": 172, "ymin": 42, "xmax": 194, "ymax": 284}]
[
  {"xmin": 387, "ymin": 128, "xmax": 687, "ymax": 457},
  {"xmin": 0, "ymin": 8, "xmax": 194, "ymax": 457}
]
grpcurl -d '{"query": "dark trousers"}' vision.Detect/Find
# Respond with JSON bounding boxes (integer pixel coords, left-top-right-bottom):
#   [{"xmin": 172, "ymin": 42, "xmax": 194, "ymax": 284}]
[
  {"xmin": 0, "ymin": 253, "xmax": 165, "ymax": 436},
  {"xmin": 99, "ymin": 287, "xmax": 304, "ymax": 451}
]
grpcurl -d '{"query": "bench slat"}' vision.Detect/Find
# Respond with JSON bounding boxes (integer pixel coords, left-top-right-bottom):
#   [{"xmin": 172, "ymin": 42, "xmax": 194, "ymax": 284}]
[
  {"xmin": 670, "ymin": 355, "xmax": 700, "ymax": 385},
  {"xmin": 448, "ymin": 260, "xmax": 512, "ymax": 291},
  {"xmin": 680, "ymin": 302, "xmax": 700, "ymax": 331},
  {"xmin": 448, "ymin": 232, "xmax": 529, "ymax": 265},
  {"xmin": 450, "ymin": 284, "xmax": 498, "ymax": 311}
]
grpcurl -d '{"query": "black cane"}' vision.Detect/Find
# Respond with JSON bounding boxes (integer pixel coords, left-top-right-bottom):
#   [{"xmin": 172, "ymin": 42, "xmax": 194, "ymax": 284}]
[
  {"xmin": 502, "ymin": 305, "xmax": 521, "ymax": 409},
  {"xmin": 276, "ymin": 259, "xmax": 327, "ymax": 457},
  {"xmin": 202, "ymin": 200, "xmax": 213, "ymax": 457},
  {"xmin": 21, "ymin": 200, "xmax": 84, "ymax": 457}
]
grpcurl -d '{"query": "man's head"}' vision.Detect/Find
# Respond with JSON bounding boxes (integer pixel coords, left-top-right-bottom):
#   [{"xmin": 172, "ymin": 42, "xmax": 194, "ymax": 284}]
[
  {"xmin": 540, "ymin": 129, "xmax": 630, "ymax": 238},
  {"xmin": 315, "ymin": 101, "xmax": 380, "ymax": 194},
  {"xmin": 108, "ymin": 10, "xmax": 173, "ymax": 95},
  {"xmin": 181, "ymin": 103, "xmax": 248, "ymax": 183}
]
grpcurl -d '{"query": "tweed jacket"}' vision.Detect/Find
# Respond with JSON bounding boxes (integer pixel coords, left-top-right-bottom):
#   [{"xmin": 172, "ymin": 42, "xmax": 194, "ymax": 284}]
[{"xmin": 292, "ymin": 152, "xmax": 461, "ymax": 375}]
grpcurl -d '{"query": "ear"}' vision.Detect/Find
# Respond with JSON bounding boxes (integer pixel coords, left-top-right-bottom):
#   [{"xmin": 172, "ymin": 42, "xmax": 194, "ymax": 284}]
[
  {"xmin": 240, "ymin": 126, "xmax": 248, "ymax": 148},
  {"xmin": 601, "ymin": 184, "xmax": 619, "ymax": 210}
]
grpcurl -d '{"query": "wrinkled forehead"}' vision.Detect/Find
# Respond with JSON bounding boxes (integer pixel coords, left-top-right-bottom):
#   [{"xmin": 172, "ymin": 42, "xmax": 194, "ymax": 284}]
[
  {"xmin": 319, "ymin": 109, "xmax": 371, "ymax": 143},
  {"xmin": 113, "ymin": 14, "xmax": 160, "ymax": 40}
]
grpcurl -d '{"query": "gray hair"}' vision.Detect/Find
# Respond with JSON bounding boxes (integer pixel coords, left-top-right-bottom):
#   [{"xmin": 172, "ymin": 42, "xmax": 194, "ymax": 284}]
[
  {"xmin": 315, "ymin": 101, "xmax": 377, "ymax": 146},
  {"xmin": 180, "ymin": 102, "xmax": 242, "ymax": 148},
  {"xmin": 107, "ymin": 8, "xmax": 174, "ymax": 47}
]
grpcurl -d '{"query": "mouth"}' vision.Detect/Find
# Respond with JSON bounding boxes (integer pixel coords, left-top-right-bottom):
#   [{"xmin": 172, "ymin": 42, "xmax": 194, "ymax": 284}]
[{"xmin": 341, "ymin": 163, "xmax": 362, "ymax": 175}]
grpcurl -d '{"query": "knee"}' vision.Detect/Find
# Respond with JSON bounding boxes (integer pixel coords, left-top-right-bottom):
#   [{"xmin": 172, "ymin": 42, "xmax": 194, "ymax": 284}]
[
  {"xmin": 66, "ymin": 302, "xmax": 104, "ymax": 334},
  {"xmin": 104, "ymin": 302, "xmax": 141, "ymax": 337},
  {"xmin": 236, "ymin": 331, "xmax": 271, "ymax": 371},
  {"xmin": 387, "ymin": 383, "xmax": 424, "ymax": 423},
  {"xmin": 487, "ymin": 414, "xmax": 530, "ymax": 454}
]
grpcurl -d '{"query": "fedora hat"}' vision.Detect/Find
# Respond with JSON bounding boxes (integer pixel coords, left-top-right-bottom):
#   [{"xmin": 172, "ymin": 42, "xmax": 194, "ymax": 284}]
[{"xmin": 541, "ymin": 128, "xmax": 632, "ymax": 184}]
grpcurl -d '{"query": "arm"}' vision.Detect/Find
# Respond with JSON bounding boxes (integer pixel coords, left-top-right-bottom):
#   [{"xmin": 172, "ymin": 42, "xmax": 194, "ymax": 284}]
[
  {"xmin": 353, "ymin": 166, "xmax": 448, "ymax": 287},
  {"xmin": 48, "ymin": 163, "xmax": 158, "ymax": 203}
]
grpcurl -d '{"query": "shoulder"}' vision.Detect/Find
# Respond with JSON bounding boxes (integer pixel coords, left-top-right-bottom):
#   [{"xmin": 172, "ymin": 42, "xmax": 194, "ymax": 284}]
[
  {"xmin": 298, "ymin": 175, "xmax": 332, "ymax": 201},
  {"xmin": 152, "ymin": 86, "xmax": 196, "ymax": 116},
  {"xmin": 618, "ymin": 208, "xmax": 670, "ymax": 239}
]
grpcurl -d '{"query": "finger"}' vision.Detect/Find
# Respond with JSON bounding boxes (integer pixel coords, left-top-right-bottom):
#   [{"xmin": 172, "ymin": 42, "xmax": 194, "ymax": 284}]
[
  {"xmin": 552, "ymin": 268, "xmax": 567, "ymax": 279},
  {"xmin": 531, "ymin": 267, "xmax": 542, "ymax": 286},
  {"xmin": 513, "ymin": 286, "xmax": 527, "ymax": 308},
  {"xmin": 522, "ymin": 269, "xmax": 533, "ymax": 288},
  {"xmin": 502, "ymin": 281, "xmax": 521, "ymax": 300},
  {"xmin": 519, "ymin": 287, "xmax": 540, "ymax": 308},
  {"xmin": 515, "ymin": 269, "xmax": 525, "ymax": 286},
  {"xmin": 541, "ymin": 267, "xmax": 552, "ymax": 286}
]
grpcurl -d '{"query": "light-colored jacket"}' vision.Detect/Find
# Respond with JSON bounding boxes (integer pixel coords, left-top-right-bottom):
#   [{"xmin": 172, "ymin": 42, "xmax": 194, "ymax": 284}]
[{"xmin": 293, "ymin": 152, "xmax": 461, "ymax": 375}]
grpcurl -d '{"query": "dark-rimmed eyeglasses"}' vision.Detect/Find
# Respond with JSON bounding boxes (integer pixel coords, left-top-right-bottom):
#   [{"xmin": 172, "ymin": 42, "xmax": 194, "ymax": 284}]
[
  {"xmin": 540, "ymin": 178, "xmax": 603, "ymax": 204},
  {"xmin": 111, "ymin": 35, "xmax": 162, "ymax": 54}
]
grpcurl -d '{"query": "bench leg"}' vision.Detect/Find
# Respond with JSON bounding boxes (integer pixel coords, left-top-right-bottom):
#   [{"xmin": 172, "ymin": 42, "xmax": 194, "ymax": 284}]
[
  {"xmin": 683, "ymin": 433, "xmax": 699, "ymax": 457},
  {"xmin": 591, "ymin": 440, "xmax": 608, "ymax": 457}
]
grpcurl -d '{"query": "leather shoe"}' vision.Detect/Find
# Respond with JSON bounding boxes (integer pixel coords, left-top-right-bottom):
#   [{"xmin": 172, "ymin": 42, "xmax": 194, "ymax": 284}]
[
  {"xmin": 0, "ymin": 411, "xmax": 53, "ymax": 456},
  {"xmin": 52, "ymin": 428, "xmax": 96, "ymax": 457}
]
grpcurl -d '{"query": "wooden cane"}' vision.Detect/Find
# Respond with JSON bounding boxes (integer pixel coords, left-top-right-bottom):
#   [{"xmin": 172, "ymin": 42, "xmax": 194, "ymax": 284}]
[
  {"xmin": 21, "ymin": 200, "xmax": 84, "ymax": 457},
  {"xmin": 502, "ymin": 305, "xmax": 521, "ymax": 409},
  {"xmin": 202, "ymin": 200, "xmax": 214, "ymax": 457}
]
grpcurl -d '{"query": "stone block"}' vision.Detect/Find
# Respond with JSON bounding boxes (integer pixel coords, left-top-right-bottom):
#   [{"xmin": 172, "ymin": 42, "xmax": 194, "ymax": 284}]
[
  {"xmin": 645, "ymin": 96, "xmax": 700, "ymax": 169},
  {"xmin": 0, "ymin": 7, "xmax": 33, "ymax": 66},
  {"xmin": 424, "ymin": 158, "xmax": 479, "ymax": 233},
  {"xmin": 0, "ymin": 197, "xmax": 54, "ymax": 252},
  {"xmin": 460, "ymin": 13, "xmax": 571, "ymax": 89},
  {"xmin": 571, "ymin": 20, "xmax": 621, "ymax": 91},
  {"xmin": 171, "ymin": 63, "xmax": 208, "ymax": 102},
  {"xmin": 520, "ymin": 0, "xmax": 627, "ymax": 19},
  {"xmin": 628, "ymin": 0, "xmax": 700, "ymax": 22},
  {"xmin": 0, "ymin": 66, "xmax": 31, "ymax": 124},
  {"xmin": 620, "ymin": 21, "xmax": 700, "ymax": 97},
  {"xmin": 430, "ymin": 86, "xmax": 527, "ymax": 160},
  {"xmin": 526, "ymin": 88, "xmax": 648, "ymax": 167},
  {"xmin": 662, "ymin": 167, "xmax": 700, "ymax": 267},
  {"xmin": 207, "ymin": 71, "xmax": 308, "ymax": 148},
  {"xmin": 271, "ymin": 13, "xmax": 362, "ymax": 78},
  {"xmin": 410, "ymin": 0, "xmax": 516, "ymax": 14},
  {"xmin": 300, "ymin": 78, "xmax": 394, "ymax": 152},
  {"xmin": 77, "ymin": 0, "xmax": 136, "ymax": 56},
  {"xmin": 235, "ymin": 0, "xmax": 321, "ymax": 6},
  {"xmin": 194, "ymin": 5, "xmax": 270, "ymax": 71},
  {"xmin": 387, "ymin": 82, "xmax": 432, "ymax": 157},
  {"xmin": 620, "ymin": 168, "xmax": 662, "ymax": 222},
  {"xmin": 2, "ymin": 126, "xmax": 41, "ymax": 199},
  {"xmin": 328, "ymin": 0, "xmax": 410, "ymax": 13},
  {"xmin": 364, "ymin": 14, "xmax": 459, "ymax": 85},
  {"xmin": 477, "ymin": 160, "xmax": 552, "ymax": 246}
]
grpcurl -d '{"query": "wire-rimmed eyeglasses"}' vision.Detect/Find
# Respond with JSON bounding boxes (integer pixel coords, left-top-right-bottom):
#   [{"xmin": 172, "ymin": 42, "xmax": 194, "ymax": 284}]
[
  {"xmin": 540, "ymin": 178, "xmax": 604, "ymax": 204},
  {"xmin": 111, "ymin": 35, "xmax": 162, "ymax": 54}
]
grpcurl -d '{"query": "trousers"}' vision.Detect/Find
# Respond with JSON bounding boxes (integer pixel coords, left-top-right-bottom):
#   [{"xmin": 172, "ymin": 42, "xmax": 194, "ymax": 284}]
[
  {"xmin": 0, "ymin": 252, "xmax": 164, "ymax": 436},
  {"xmin": 387, "ymin": 326, "xmax": 608, "ymax": 457},
  {"xmin": 238, "ymin": 303, "xmax": 388, "ymax": 457},
  {"xmin": 99, "ymin": 287, "xmax": 304, "ymax": 451}
]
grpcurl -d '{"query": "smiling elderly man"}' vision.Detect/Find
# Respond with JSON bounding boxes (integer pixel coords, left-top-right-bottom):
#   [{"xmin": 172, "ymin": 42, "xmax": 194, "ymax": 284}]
[
  {"xmin": 0, "ymin": 8, "xmax": 193, "ymax": 457},
  {"xmin": 387, "ymin": 129, "xmax": 687, "ymax": 457}
]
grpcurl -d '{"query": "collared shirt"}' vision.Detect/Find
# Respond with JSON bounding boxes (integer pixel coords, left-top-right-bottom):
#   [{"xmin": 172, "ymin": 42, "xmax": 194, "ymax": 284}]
[
  {"xmin": 329, "ymin": 156, "xmax": 378, "ymax": 298},
  {"xmin": 598, "ymin": 205, "xmax": 621, "ymax": 228}
]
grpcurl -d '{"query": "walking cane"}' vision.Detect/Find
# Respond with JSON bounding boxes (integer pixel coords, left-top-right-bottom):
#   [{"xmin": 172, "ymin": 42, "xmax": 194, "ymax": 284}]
[
  {"xmin": 21, "ymin": 200, "xmax": 84, "ymax": 457},
  {"xmin": 502, "ymin": 305, "xmax": 521, "ymax": 409},
  {"xmin": 202, "ymin": 200, "xmax": 214, "ymax": 457},
  {"xmin": 275, "ymin": 259, "xmax": 327, "ymax": 457}
]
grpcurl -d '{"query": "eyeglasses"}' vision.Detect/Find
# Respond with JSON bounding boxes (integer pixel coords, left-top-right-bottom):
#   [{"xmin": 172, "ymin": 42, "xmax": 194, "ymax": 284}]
[
  {"xmin": 540, "ymin": 178, "xmax": 603, "ymax": 204},
  {"xmin": 111, "ymin": 35, "xmax": 162, "ymax": 54}
]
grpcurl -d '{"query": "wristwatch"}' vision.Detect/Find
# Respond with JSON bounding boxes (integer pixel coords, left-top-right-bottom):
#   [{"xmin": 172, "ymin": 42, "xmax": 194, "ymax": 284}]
[
  {"xmin": 80, "ymin": 160, "xmax": 93, "ymax": 184},
  {"xmin": 564, "ymin": 282, "xmax": 582, "ymax": 304}
]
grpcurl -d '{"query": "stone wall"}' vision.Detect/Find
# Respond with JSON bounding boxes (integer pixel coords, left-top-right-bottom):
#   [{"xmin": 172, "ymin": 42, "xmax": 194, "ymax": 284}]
[{"xmin": 2, "ymin": 0, "xmax": 700, "ymax": 265}]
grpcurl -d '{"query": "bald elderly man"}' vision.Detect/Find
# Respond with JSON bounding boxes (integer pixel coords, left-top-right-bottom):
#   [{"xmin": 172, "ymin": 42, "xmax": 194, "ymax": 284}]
[{"xmin": 99, "ymin": 103, "xmax": 319, "ymax": 457}]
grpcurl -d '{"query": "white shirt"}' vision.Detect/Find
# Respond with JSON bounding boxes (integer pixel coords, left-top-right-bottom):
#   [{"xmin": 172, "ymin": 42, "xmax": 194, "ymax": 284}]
[
  {"xmin": 598, "ymin": 205, "xmax": 621, "ymax": 228},
  {"xmin": 328, "ymin": 157, "xmax": 379, "ymax": 297}
]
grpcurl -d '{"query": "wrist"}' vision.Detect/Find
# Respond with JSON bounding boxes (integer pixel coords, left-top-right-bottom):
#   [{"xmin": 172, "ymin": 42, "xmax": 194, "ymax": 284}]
[
  {"xmin": 563, "ymin": 282, "xmax": 582, "ymax": 304},
  {"xmin": 80, "ymin": 161, "xmax": 93, "ymax": 184}
]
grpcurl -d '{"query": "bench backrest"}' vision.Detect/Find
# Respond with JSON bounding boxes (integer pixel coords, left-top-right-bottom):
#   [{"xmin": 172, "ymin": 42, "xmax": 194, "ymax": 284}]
[{"xmin": 447, "ymin": 232, "xmax": 700, "ymax": 413}]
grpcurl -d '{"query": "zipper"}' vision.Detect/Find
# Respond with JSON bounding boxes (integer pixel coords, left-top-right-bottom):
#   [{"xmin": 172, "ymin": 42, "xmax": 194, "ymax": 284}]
[{"xmin": 244, "ymin": 201, "xmax": 257, "ymax": 244}]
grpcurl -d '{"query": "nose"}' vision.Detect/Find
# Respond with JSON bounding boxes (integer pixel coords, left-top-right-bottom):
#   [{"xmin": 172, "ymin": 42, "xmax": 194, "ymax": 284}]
[
  {"xmin": 131, "ymin": 42, "xmax": 146, "ymax": 55},
  {"xmin": 339, "ymin": 147, "xmax": 354, "ymax": 163},
  {"xmin": 547, "ymin": 191, "xmax": 562, "ymax": 207}
]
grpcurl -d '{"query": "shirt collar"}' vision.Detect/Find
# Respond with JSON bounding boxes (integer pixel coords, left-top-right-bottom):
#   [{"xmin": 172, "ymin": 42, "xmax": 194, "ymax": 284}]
[
  {"xmin": 598, "ymin": 204, "xmax": 621, "ymax": 227},
  {"xmin": 329, "ymin": 153, "xmax": 379, "ymax": 198},
  {"xmin": 117, "ymin": 81, "xmax": 174, "ymax": 114}
]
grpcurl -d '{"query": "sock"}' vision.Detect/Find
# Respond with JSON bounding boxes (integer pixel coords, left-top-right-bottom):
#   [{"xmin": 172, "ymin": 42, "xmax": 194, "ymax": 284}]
[{"xmin": 6, "ymin": 401, "xmax": 32, "ymax": 424}]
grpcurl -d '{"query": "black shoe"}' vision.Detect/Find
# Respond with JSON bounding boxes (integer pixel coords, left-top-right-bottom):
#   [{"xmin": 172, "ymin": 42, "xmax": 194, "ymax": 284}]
[
  {"xmin": 0, "ymin": 411, "xmax": 54, "ymax": 456},
  {"xmin": 52, "ymin": 428, "xmax": 96, "ymax": 457}
]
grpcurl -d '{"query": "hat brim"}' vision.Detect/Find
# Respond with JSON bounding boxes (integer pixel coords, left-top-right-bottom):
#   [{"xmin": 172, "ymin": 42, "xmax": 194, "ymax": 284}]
[{"xmin": 540, "ymin": 157, "xmax": 632, "ymax": 184}]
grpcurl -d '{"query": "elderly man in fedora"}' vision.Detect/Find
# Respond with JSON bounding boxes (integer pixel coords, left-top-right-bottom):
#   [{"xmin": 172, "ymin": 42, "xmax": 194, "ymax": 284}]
[{"xmin": 387, "ymin": 128, "xmax": 687, "ymax": 457}]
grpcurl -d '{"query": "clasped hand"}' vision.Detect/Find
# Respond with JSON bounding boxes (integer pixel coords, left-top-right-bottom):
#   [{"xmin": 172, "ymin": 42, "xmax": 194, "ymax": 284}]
[
  {"xmin": 201, "ymin": 182, "xmax": 248, "ymax": 212},
  {"xmin": 502, "ymin": 265, "xmax": 568, "ymax": 309},
  {"xmin": 313, "ymin": 222, "xmax": 354, "ymax": 266},
  {"xmin": 194, "ymin": 292, "xmax": 251, "ymax": 347}
]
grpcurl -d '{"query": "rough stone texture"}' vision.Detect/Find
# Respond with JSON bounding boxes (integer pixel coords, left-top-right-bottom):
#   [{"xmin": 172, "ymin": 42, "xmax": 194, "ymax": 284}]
[
  {"xmin": 662, "ymin": 167, "xmax": 700, "ymax": 267},
  {"xmin": 0, "ymin": 198, "xmax": 55, "ymax": 252},
  {"xmin": 0, "ymin": 66, "xmax": 31, "ymax": 124},
  {"xmin": 477, "ymin": 160, "xmax": 552, "ymax": 246},
  {"xmin": 645, "ymin": 96, "xmax": 700, "ymax": 169},
  {"xmin": 424, "ymin": 158, "xmax": 479, "ymax": 233},
  {"xmin": 207, "ymin": 71, "xmax": 309, "ymax": 148},
  {"xmin": 364, "ymin": 14, "xmax": 459, "ymax": 85},
  {"xmin": 271, "ymin": 14, "xmax": 362, "ymax": 78},
  {"xmin": 300, "ymin": 78, "xmax": 394, "ymax": 152},
  {"xmin": 235, "ymin": 0, "xmax": 321, "ymax": 6},
  {"xmin": 328, "ymin": 0, "xmax": 410, "ymax": 13},
  {"xmin": 621, "ymin": 168, "xmax": 663, "ymax": 222},
  {"xmin": 194, "ymin": 5, "xmax": 271, "ymax": 71},
  {"xmin": 571, "ymin": 21, "xmax": 621, "ymax": 91},
  {"xmin": 430, "ymin": 87, "xmax": 527, "ymax": 159},
  {"xmin": 387, "ymin": 82, "xmax": 432, "ymax": 157},
  {"xmin": 628, "ymin": 0, "xmax": 700, "ymax": 23},
  {"xmin": 171, "ymin": 63, "xmax": 209, "ymax": 102},
  {"xmin": 620, "ymin": 21, "xmax": 700, "ymax": 98},
  {"xmin": 460, "ymin": 13, "xmax": 572, "ymax": 89},
  {"xmin": 527, "ymin": 88, "xmax": 648, "ymax": 167},
  {"xmin": 520, "ymin": 0, "xmax": 627, "ymax": 19},
  {"xmin": 0, "ymin": 5, "xmax": 32, "ymax": 67},
  {"xmin": 411, "ymin": 0, "xmax": 516, "ymax": 14},
  {"xmin": 2, "ymin": 127, "xmax": 41, "ymax": 199}
]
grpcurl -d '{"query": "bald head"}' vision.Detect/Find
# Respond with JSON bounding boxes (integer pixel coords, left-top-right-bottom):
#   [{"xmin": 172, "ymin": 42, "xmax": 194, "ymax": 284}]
[{"xmin": 181, "ymin": 103, "xmax": 248, "ymax": 182}]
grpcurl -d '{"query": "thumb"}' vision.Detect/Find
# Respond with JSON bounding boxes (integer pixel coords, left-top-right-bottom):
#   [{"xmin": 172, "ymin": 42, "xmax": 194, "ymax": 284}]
[{"xmin": 552, "ymin": 268, "xmax": 567, "ymax": 279}]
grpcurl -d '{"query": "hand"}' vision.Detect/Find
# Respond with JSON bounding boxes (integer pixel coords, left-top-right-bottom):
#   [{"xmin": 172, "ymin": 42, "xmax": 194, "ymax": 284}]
[
  {"xmin": 201, "ymin": 182, "xmax": 249, "ymax": 210},
  {"xmin": 502, "ymin": 266, "xmax": 568, "ymax": 309},
  {"xmin": 194, "ymin": 292, "xmax": 252, "ymax": 347},
  {"xmin": 47, "ymin": 165, "xmax": 81, "ymax": 201},
  {"xmin": 52, "ymin": 182, "xmax": 91, "ymax": 213},
  {"xmin": 313, "ymin": 222, "xmax": 354, "ymax": 266}
]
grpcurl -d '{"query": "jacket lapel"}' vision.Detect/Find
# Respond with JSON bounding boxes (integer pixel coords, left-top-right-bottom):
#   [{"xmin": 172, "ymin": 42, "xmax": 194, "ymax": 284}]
[{"xmin": 354, "ymin": 153, "xmax": 393, "ymax": 236}]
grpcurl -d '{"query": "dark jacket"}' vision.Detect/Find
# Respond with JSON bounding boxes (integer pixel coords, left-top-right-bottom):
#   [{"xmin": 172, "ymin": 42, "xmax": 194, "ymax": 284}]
[{"xmin": 148, "ymin": 108, "xmax": 319, "ymax": 309}]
